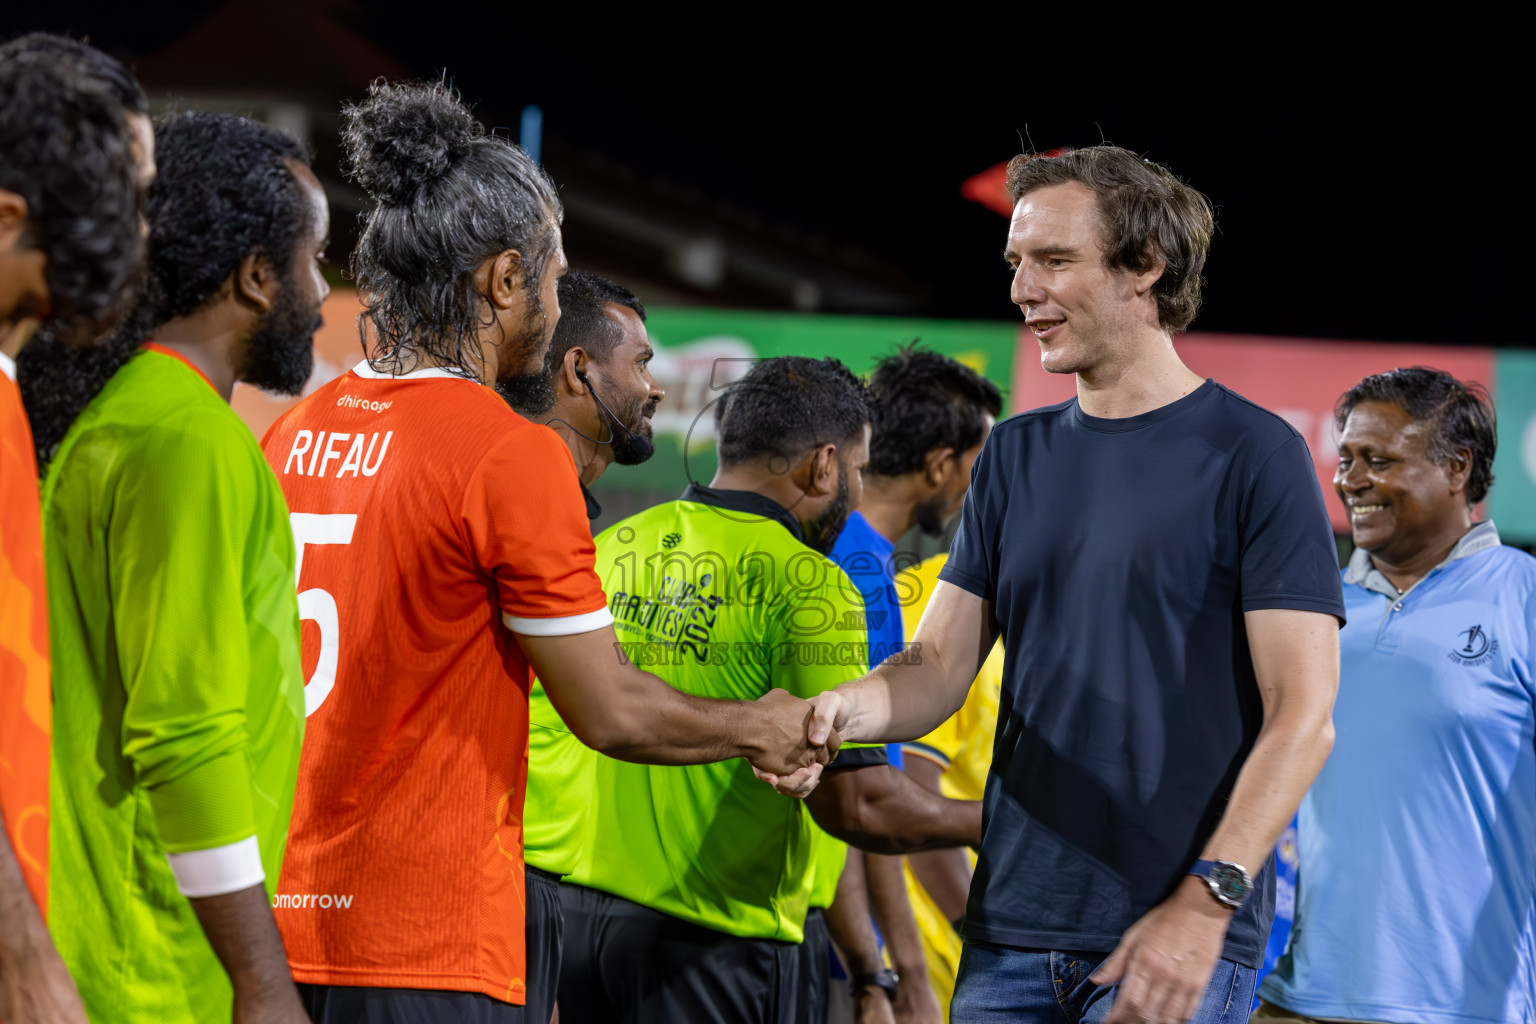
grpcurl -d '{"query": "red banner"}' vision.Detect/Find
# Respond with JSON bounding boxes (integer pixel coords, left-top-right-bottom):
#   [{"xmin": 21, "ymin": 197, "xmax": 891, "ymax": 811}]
[{"xmin": 1011, "ymin": 331, "xmax": 1496, "ymax": 531}]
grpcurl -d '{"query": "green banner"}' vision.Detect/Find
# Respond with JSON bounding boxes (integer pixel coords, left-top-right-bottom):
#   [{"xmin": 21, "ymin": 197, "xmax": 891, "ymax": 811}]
[
  {"xmin": 1489, "ymin": 352, "xmax": 1536, "ymax": 538},
  {"xmin": 599, "ymin": 308, "xmax": 1017, "ymax": 492}
]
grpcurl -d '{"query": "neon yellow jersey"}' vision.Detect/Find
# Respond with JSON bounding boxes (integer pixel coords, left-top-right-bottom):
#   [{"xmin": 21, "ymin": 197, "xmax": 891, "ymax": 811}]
[
  {"xmin": 807, "ymin": 828, "xmax": 846, "ymax": 910},
  {"xmin": 898, "ymin": 553, "xmax": 1001, "ymax": 1018},
  {"xmin": 42, "ymin": 349, "xmax": 304, "ymax": 1023},
  {"xmin": 567, "ymin": 485, "xmax": 885, "ymax": 942},
  {"xmin": 524, "ymin": 677, "xmax": 593, "ymax": 876}
]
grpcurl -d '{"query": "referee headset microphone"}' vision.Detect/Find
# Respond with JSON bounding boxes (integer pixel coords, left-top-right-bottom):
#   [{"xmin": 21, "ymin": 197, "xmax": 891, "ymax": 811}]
[{"xmin": 573, "ymin": 364, "xmax": 637, "ymax": 445}]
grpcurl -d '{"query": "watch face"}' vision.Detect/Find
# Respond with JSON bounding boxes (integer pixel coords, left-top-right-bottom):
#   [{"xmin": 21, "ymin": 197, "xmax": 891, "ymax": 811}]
[{"xmin": 1211, "ymin": 863, "xmax": 1250, "ymax": 904}]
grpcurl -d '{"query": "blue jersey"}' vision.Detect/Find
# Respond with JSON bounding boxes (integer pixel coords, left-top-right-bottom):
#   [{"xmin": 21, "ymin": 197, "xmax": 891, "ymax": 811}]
[
  {"xmin": 831, "ymin": 510, "xmax": 907, "ymax": 768},
  {"xmin": 1260, "ymin": 522, "xmax": 1536, "ymax": 1024}
]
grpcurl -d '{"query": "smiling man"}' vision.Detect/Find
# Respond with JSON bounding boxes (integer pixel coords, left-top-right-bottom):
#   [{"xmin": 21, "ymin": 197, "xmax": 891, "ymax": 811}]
[
  {"xmin": 804, "ymin": 146, "xmax": 1345, "ymax": 1024},
  {"xmin": 1257, "ymin": 368, "xmax": 1535, "ymax": 1024}
]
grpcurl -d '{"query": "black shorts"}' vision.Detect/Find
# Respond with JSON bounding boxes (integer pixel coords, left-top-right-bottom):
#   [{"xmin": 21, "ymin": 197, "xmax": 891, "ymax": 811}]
[
  {"xmin": 297, "ymin": 865, "xmax": 564, "ymax": 1024},
  {"xmin": 299, "ymin": 984, "xmax": 526, "ymax": 1022},
  {"xmin": 793, "ymin": 907, "xmax": 830, "ymax": 1024},
  {"xmin": 557, "ymin": 882, "xmax": 800, "ymax": 1024},
  {"xmin": 525, "ymin": 865, "xmax": 562, "ymax": 1024}
]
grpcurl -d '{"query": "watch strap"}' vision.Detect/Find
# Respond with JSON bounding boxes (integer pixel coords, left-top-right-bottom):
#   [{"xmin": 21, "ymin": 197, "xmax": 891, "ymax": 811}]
[
  {"xmin": 852, "ymin": 968, "xmax": 899, "ymax": 1000},
  {"xmin": 1188, "ymin": 858, "xmax": 1251, "ymax": 909}
]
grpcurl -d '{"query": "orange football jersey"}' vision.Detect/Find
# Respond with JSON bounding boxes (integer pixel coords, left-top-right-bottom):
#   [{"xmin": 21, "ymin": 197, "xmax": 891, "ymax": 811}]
[
  {"xmin": 0, "ymin": 353, "xmax": 51, "ymax": 916},
  {"xmin": 261, "ymin": 362, "xmax": 611, "ymax": 1005}
]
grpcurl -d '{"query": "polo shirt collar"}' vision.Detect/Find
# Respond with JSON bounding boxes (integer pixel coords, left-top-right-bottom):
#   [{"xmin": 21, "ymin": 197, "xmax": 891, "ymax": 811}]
[
  {"xmin": 680, "ymin": 483, "xmax": 804, "ymax": 542},
  {"xmin": 1345, "ymin": 519, "xmax": 1501, "ymax": 598}
]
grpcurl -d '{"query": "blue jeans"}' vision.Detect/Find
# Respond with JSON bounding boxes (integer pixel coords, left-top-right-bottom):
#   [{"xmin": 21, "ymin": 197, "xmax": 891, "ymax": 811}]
[{"xmin": 951, "ymin": 942, "xmax": 1255, "ymax": 1024}]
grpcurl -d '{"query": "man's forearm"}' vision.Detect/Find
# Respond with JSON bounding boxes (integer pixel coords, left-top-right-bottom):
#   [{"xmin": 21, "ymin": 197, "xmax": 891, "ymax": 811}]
[
  {"xmin": 0, "ymin": 830, "xmax": 42, "ymax": 949},
  {"xmin": 579, "ymin": 670, "xmax": 752, "ymax": 763},
  {"xmin": 901, "ymin": 755, "xmax": 973, "ymax": 923},
  {"xmin": 574, "ymin": 669, "xmax": 814, "ymax": 771},
  {"xmin": 823, "ymin": 847, "xmax": 883, "ymax": 975},
  {"xmin": 864, "ymin": 853, "xmax": 929, "ymax": 982},
  {"xmin": 1202, "ymin": 609, "xmax": 1340, "ymax": 872},
  {"xmin": 1200, "ymin": 699, "xmax": 1334, "ymax": 872},
  {"xmin": 189, "ymin": 882, "xmax": 305, "ymax": 1016},
  {"xmin": 810, "ymin": 766, "xmax": 982, "ymax": 854},
  {"xmin": 833, "ymin": 583, "xmax": 995, "ymax": 746},
  {"xmin": 0, "ymin": 833, "xmax": 87, "ymax": 1022},
  {"xmin": 521, "ymin": 631, "xmax": 823, "ymax": 774}
]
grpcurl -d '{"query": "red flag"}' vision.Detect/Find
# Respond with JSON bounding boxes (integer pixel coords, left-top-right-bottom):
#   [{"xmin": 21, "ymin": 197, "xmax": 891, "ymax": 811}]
[{"xmin": 962, "ymin": 149, "xmax": 1073, "ymax": 218}]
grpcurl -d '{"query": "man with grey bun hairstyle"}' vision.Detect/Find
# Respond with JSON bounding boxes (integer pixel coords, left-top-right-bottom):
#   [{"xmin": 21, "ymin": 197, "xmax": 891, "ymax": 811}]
[{"xmin": 261, "ymin": 80, "xmax": 836, "ymax": 1024}]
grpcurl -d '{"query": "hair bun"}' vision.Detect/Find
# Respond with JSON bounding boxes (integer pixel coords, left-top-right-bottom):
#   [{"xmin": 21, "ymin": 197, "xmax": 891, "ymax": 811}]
[{"xmin": 343, "ymin": 79, "xmax": 480, "ymax": 205}]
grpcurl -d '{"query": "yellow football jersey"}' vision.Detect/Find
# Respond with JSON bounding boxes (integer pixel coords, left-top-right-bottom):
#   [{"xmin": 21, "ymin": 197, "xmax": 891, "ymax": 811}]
[{"xmin": 897, "ymin": 553, "xmax": 1002, "ymax": 1018}]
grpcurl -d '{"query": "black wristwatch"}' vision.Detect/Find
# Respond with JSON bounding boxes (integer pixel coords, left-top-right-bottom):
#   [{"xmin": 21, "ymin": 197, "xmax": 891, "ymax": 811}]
[
  {"xmin": 1188, "ymin": 859, "xmax": 1252, "ymax": 910},
  {"xmin": 852, "ymin": 968, "xmax": 899, "ymax": 1001}
]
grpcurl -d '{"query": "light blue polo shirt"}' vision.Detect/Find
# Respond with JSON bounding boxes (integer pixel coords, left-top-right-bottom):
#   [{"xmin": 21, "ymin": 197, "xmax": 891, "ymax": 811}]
[{"xmin": 1260, "ymin": 521, "xmax": 1536, "ymax": 1024}]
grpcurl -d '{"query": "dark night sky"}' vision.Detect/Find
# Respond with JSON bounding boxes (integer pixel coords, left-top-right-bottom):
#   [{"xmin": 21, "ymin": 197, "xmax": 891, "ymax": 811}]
[{"xmin": 9, "ymin": 6, "xmax": 1527, "ymax": 346}]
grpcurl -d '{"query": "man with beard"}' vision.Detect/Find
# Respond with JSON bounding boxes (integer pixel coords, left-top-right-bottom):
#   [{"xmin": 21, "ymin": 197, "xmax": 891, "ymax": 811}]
[
  {"xmin": 502, "ymin": 268, "xmax": 662, "ymax": 516},
  {"xmin": 503, "ymin": 269, "xmax": 663, "ymax": 1024},
  {"xmin": 34, "ymin": 111, "xmax": 326, "ymax": 1023},
  {"xmin": 558, "ymin": 356, "xmax": 982, "ymax": 1024},
  {"xmin": 817, "ymin": 346, "xmax": 1000, "ymax": 1024},
  {"xmin": 0, "ymin": 42, "xmax": 144, "ymax": 1024},
  {"xmin": 261, "ymin": 81, "xmax": 831, "ymax": 1024}
]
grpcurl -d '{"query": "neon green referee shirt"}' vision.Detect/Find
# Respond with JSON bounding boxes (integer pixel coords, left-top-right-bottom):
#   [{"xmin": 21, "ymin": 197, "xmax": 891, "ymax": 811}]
[
  {"xmin": 564, "ymin": 483, "xmax": 886, "ymax": 942},
  {"xmin": 42, "ymin": 348, "xmax": 305, "ymax": 1023}
]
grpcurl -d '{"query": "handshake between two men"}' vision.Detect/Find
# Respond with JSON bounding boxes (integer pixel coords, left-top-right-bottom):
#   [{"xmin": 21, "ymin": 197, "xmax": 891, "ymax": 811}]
[{"xmin": 520, "ymin": 625, "xmax": 982, "ymax": 849}]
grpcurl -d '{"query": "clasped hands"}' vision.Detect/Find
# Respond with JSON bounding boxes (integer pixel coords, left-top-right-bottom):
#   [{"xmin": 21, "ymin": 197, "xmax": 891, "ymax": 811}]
[{"xmin": 746, "ymin": 688, "xmax": 850, "ymax": 798}]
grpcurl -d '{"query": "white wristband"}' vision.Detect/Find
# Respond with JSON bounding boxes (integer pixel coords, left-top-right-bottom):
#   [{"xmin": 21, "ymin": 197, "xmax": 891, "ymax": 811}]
[{"xmin": 166, "ymin": 835, "xmax": 265, "ymax": 898}]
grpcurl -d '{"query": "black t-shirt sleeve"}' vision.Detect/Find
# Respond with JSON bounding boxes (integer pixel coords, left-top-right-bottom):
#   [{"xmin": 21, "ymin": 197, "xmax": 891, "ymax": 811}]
[
  {"xmin": 1239, "ymin": 434, "xmax": 1346, "ymax": 623},
  {"xmin": 939, "ymin": 429, "xmax": 1002, "ymax": 601}
]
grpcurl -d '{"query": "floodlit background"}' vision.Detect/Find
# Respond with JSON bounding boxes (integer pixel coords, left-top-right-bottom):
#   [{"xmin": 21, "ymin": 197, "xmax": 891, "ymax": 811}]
[{"xmin": 4, "ymin": 6, "xmax": 1528, "ymax": 546}]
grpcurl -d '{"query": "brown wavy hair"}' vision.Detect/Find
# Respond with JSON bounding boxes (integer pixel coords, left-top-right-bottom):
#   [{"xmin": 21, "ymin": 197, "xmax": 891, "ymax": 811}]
[{"xmin": 1005, "ymin": 146, "xmax": 1214, "ymax": 333}]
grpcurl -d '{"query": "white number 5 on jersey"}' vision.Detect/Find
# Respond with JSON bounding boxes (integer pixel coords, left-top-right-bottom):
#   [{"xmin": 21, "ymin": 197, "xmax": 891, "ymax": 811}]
[{"xmin": 289, "ymin": 512, "xmax": 357, "ymax": 717}]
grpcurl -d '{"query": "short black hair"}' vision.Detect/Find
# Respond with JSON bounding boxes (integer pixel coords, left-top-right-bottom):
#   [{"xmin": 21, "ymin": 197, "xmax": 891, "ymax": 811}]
[
  {"xmin": 343, "ymin": 79, "xmax": 562, "ymax": 377},
  {"xmin": 21, "ymin": 111, "xmax": 311, "ymax": 464},
  {"xmin": 866, "ymin": 345, "xmax": 1003, "ymax": 477},
  {"xmin": 717, "ymin": 356, "xmax": 870, "ymax": 467},
  {"xmin": 547, "ymin": 269, "xmax": 646, "ymax": 369},
  {"xmin": 0, "ymin": 33, "xmax": 148, "ymax": 114},
  {"xmin": 0, "ymin": 49, "xmax": 143, "ymax": 345},
  {"xmin": 1335, "ymin": 366, "xmax": 1497, "ymax": 505}
]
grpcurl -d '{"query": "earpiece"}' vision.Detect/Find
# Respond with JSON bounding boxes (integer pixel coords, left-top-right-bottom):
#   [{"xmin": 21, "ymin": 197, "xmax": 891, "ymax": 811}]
[{"xmin": 568, "ymin": 364, "xmax": 639, "ymax": 444}]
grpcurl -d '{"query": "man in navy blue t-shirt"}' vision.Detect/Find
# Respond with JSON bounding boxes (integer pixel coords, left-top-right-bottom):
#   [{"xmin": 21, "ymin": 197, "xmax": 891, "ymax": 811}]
[{"xmin": 797, "ymin": 146, "xmax": 1345, "ymax": 1024}]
